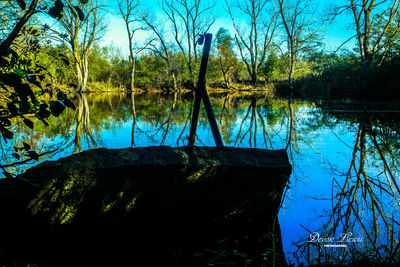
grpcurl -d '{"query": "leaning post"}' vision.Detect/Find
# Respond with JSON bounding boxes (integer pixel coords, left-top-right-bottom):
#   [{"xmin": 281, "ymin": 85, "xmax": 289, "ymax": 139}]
[{"xmin": 188, "ymin": 33, "xmax": 224, "ymax": 147}]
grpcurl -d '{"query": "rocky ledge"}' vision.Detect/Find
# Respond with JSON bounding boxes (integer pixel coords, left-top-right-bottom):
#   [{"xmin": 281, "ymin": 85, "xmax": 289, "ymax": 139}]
[{"xmin": 0, "ymin": 146, "xmax": 291, "ymax": 266}]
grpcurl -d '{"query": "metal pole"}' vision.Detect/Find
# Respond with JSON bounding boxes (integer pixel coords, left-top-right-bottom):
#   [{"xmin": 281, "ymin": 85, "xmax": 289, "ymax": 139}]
[{"xmin": 188, "ymin": 33, "xmax": 224, "ymax": 147}]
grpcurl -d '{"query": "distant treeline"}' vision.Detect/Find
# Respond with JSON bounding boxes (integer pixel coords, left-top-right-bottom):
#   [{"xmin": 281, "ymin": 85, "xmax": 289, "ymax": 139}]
[
  {"xmin": 39, "ymin": 40, "xmax": 400, "ymax": 100},
  {"xmin": 2, "ymin": 0, "xmax": 400, "ymax": 99}
]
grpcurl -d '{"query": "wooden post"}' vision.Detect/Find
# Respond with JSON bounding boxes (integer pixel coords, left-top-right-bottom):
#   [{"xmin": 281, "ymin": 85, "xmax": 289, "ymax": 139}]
[{"xmin": 188, "ymin": 33, "xmax": 224, "ymax": 147}]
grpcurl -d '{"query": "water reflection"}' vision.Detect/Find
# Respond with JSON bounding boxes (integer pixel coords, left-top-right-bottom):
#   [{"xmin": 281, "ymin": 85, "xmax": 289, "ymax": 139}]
[
  {"xmin": 1, "ymin": 92, "xmax": 400, "ymax": 265},
  {"xmin": 293, "ymin": 108, "xmax": 400, "ymax": 265},
  {"xmin": 73, "ymin": 93, "xmax": 98, "ymax": 153}
]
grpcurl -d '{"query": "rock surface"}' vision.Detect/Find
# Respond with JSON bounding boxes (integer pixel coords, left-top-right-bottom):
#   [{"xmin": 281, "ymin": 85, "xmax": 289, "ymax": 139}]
[{"xmin": 0, "ymin": 146, "xmax": 291, "ymax": 266}]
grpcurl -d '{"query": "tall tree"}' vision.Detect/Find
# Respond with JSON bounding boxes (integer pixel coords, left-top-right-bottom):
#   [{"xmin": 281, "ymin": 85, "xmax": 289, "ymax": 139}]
[
  {"xmin": 117, "ymin": 0, "xmax": 144, "ymax": 92},
  {"xmin": 226, "ymin": 0, "xmax": 278, "ymax": 86},
  {"xmin": 160, "ymin": 0, "xmax": 215, "ymax": 87},
  {"xmin": 47, "ymin": 0, "xmax": 105, "ymax": 92},
  {"xmin": 140, "ymin": 12, "xmax": 179, "ymax": 91},
  {"xmin": 277, "ymin": 0, "xmax": 325, "ymax": 91}
]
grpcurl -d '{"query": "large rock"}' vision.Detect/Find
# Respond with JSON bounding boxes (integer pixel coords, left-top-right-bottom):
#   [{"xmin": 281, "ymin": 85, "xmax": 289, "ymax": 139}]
[{"xmin": 0, "ymin": 146, "xmax": 291, "ymax": 266}]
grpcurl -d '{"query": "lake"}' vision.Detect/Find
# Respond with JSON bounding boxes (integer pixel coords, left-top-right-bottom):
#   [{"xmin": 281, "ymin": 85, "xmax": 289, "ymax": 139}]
[{"xmin": 2, "ymin": 91, "xmax": 400, "ymax": 265}]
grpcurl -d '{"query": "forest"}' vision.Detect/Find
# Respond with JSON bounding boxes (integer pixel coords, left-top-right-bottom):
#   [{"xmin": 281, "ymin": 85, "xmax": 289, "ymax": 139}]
[{"xmin": 1, "ymin": 0, "xmax": 400, "ymax": 267}]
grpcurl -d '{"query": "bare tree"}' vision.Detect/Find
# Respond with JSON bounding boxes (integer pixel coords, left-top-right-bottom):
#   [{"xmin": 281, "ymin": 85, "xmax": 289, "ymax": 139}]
[
  {"xmin": 117, "ymin": 0, "xmax": 149, "ymax": 92},
  {"xmin": 46, "ymin": 0, "xmax": 105, "ymax": 92},
  {"xmin": 160, "ymin": 0, "xmax": 215, "ymax": 87},
  {"xmin": 226, "ymin": 0, "xmax": 278, "ymax": 87},
  {"xmin": 140, "ymin": 12, "xmax": 179, "ymax": 91},
  {"xmin": 277, "ymin": 0, "xmax": 325, "ymax": 91}
]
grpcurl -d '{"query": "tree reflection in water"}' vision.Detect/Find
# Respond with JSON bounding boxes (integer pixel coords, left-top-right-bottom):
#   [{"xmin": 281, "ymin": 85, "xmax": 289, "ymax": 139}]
[
  {"xmin": 73, "ymin": 93, "xmax": 98, "ymax": 153},
  {"xmin": 294, "ymin": 109, "xmax": 400, "ymax": 265},
  {"xmin": 234, "ymin": 94, "xmax": 277, "ymax": 149}
]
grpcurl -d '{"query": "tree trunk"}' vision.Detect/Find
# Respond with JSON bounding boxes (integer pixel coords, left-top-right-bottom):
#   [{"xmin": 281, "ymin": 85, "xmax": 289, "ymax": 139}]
[
  {"xmin": 83, "ymin": 55, "xmax": 89, "ymax": 92},
  {"xmin": 251, "ymin": 72, "xmax": 257, "ymax": 88},
  {"xmin": 288, "ymin": 52, "xmax": 295, "ymax": 94},
  {"xmin": 172, "ymin": 72, "xmax": 178, "ymax": 92},
  {"xmin": 219, "ymin": 57, "xmax": 230, "ymax": 89},
  {"xmin": 76, "ymin": 67, "xmax": 88, "ymax": 92},
  {"xmin": 75, "ymin": 54, "xmax": 89, "ymax": 93},
  {"xmin": 130, "ymin": 57, "xmax": 135, "ymax": 92},
  {"xmin": 76, "ymin": 62, "xmax": 84, "ymax": 92},
  {"xmin": 288, "ymin": 70, "xmax": 294, "ymax": 92},
  {"xmin": 359, "ymin": 55, "xmax": 372, "ymax": 92}
]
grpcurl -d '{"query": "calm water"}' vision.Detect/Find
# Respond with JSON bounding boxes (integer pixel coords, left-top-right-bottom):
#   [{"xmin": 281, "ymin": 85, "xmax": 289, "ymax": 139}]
[{"xmin": 2, "ymin": 92, "xmax": 400, "ymax": 265}]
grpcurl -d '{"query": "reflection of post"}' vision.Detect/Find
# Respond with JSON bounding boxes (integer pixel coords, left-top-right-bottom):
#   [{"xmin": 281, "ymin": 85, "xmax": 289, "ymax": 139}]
[
  {"xmin": 285, "ymin": 95, "xmax": 295, "ymax": 151},
  {"xmin": 250, "ymin": 96, "xmax": 257, "ymax": 147},
  {"xmin": 73, "ymin": 93, "xmax": 98, "ymax": 153},
  {"xmin": 131, "ymin": 91, "xmax": 137, "ymax": 147},
  {"xmin": 188, "ymin": 33, "xmax": 224, "ymax": 147}
]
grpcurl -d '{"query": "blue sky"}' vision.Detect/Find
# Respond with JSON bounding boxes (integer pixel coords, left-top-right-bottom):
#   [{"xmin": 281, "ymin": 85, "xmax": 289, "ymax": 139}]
[{"xmin": 101, "ymin": 0, "xmax": 355, "ymax": 57}]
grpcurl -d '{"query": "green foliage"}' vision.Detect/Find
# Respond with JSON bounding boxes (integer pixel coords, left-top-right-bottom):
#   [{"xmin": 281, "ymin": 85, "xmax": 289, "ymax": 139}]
[
  {"xmin": 136, "ymin": 54, "xmax": 168, "ymax": 89},
  {"xmin": 48, "ymin": 0, "xmax": 87, "ymax": 21},
  {"xmin": 48, "ymin": 0, "xmax": 65, "ymax": 20},
  {"xmin": 261, "ymin": 54, "xmax": 286, "ymax": 82},
  {"xmin": 0, "ymin": 0, "xmax": 76, "ymax": 176},
  {"xmin": 88, "ymin": 46, "xmax": 113, "ymax": 83},
  {"xmin": 213, "ymin": 28, "xmax": 239, "ymax": 87},
  {"xmin": 35, "ymin": 45, "xmax": 75, "ymax": 85}
]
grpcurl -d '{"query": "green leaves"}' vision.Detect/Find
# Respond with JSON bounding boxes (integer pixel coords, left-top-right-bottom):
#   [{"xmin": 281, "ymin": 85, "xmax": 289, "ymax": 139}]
[
  {"xmin": 67, "ymin": 5, "xmax": 85, "ymax": 21},
  {"xmin": 0, "ymin": 127, "xmax": 14, "ymax": 141},
  {"xmin": 48, "ymin": 1, "xmax": 86, "ymax": 21},
  {"xmin": 0, "ymin": 73, "xmax": 23, "ymax": 88},
  {"xmin": 48, "ymin": 0, "xmax": 64, "ymax": 20},
  {"xmin": 23, "ymin": 142, "xmax": 31, "ymax": 151},
  {"xmin": 58, "ymin": 53, "xmax": 70, "ymax": 66},
  {"xmin": 57, "ymin": 91, "xmax": 76, "ymax": 110},
  {"xmin": 49, "ymin": 100, "xmax": 66, "ymax": 117},
  {"xmin": 36, "ymin": 115, "xmax": 49, "ymax": 126},
  {"xmin": 0, "ymin": 0, "xmax": 77, "ymax": 170},
  {"xmin": 7, "ymin": 103, "xmax": 19, "ymax": 116},
  {"xmin": 27, "ymin": 150, "xmax": 39, "ymax": 161},
  {"xmin": 73, "ymin": 6, "xmax": 85, "ymax": 21},
  {"xmin": 23, "ymin": 118, "xmax": 34, "ymax": 129}
]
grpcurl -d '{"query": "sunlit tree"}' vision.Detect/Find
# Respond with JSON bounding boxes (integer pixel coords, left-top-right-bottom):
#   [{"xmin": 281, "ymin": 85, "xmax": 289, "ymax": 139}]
[{"xmin": 46, "ymin": 0, "xmax": 106, "ymax": 92}]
